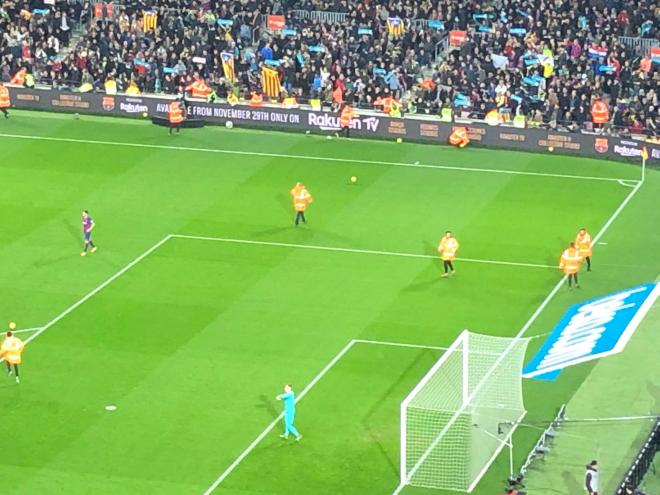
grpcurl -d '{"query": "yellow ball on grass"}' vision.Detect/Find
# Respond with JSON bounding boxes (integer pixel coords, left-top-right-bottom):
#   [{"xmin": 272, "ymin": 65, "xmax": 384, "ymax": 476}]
[
  {"xmin": 350, "ymin": 176, "xmax": 358, "ymax": 184},
  {"xmin": 396, "ymin": 137, "xmax": 403, "ymax": 144},
  {"xmin": 548, "ymin": 146, "xmax": 554, "ymax": 152},
  {"xmin": 8, "ymin": 322, "xmax": 16, "ymax": 330}
]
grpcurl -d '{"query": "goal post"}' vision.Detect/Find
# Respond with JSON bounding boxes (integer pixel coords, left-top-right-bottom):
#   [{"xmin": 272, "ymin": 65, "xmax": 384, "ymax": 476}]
[{"xmin": 398, "ymin": 330, "xmax": 529, "ymax": 493}]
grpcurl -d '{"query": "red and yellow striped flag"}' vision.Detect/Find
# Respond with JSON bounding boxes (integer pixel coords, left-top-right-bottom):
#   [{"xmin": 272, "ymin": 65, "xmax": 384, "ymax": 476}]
[
  {"xmin": 221, "ymin": 52, "xmax": 236, "ymax": 82},
  {"xmin": 261, "ymin": 67, "xmax": 280, "ymax": 98},
  {"xmin": 143, "ymin": 10, "xmax": 158, "ymax": 32}
]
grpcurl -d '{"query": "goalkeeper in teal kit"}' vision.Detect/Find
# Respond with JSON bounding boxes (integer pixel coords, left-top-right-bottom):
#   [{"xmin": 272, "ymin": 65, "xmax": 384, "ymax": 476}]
[{"xmin": 276, "ymin": 384, "xmax": 303, "ymax": 441}]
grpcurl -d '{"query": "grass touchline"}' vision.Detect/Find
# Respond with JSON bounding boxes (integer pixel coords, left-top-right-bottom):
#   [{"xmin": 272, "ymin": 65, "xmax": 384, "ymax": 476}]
[{"xmin": 0, "ymin": 132, "xmax": 637, "ymax": 183}]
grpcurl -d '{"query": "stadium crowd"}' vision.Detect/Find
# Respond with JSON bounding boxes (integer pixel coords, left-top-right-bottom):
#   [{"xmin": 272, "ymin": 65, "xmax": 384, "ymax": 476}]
[{"xmin": 1, "ymin": 0, "xmax": 658, "ymax": 135}]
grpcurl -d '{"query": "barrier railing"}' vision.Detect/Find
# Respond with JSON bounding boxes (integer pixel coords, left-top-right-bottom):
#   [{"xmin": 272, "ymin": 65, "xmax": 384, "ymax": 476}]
[
  {"xmin": 618, "ymin": 36, "xmax": 660, "ymax": 55},
  {"xmin": 615, "ymin": 418, "xmax": 660, "ymax": 494},
  {"xmin": 290, "ymin": 10, "xmax": 348, "ymax": 24}
]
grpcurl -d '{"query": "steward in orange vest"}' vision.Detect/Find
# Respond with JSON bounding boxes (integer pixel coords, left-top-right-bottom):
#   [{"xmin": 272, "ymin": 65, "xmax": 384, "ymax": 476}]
[
  {"xmin": 337, "ymin": 103, "xmax": 355, "ymax": 138},
  {"xmin": 575, "ymin": 228, "xmax": 592, "ymax": 272},
  {"xmin": 249, "ymin": 92, "xmax": 263, "ymax": 107},
  {"xmin": 290, "ymin": 182, "xmax": 312, "ymax": 226},
  {"xmin": 559, "ymin": 242, "xmax": 581, "ymax": 288},
  {"xmin": 438, "ymin": 231, "xmax": 460, "ymax": 277},
  {"xmin": 591, "ymin": 99, "xmax": 609, "ymax": 127},
  {"xmin": 168, "ymin": 100, "xmax": 184, "ymax": 135},
  {"xmin": 448, "ymin": 127, "xmax": 470, "ymax": 148},
  {"xmin": 0, "ymin": 83, "xmax": 10, "ymax": 118},
  {"xmin": 187, "ymin": 78, "xmax": 212, "ymax": 99},
  {"xmin": 10, "ymin": 68, "xmax": 26, "ymax": 85},
  {"xmin": 1, "ymin": 329, "xmax": 24, "ymax": 383}
]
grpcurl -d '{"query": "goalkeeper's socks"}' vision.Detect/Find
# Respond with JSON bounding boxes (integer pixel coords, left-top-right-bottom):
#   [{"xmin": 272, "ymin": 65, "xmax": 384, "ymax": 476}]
[{"xmin": 296, "ymin": 435, "xmax": 302, "ymax": 442}]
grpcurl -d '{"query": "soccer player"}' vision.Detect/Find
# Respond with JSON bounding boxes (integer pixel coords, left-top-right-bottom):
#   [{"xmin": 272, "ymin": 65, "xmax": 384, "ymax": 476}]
[
  {"xmin": 1, "ymin": 324, "xmax": 24, "ymax": 384},
  {"xmin": 576, "ymin": 228, "xmax": 593, "ymax": 272},
  {"xmin": 276, "ymin": 384, "xmax": 302, "ymax": 441},
  {"xmin": 81, "ymin": 210, "xmax": 97, "ymax": 256},
  {"xmin": 290, "ymin": 182, "xmax": 313, "ymax": 226},
  {"xmin": 437, "ymin": 231, "xmax": 460, "ymax": 277},
  {"xmin": 560, "ymin": 241, "xmax": 581, "ymax": 288}
]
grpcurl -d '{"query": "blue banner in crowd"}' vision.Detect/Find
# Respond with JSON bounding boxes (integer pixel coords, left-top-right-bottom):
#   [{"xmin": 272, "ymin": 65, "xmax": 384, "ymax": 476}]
[
  {"xmin": 454, "ymin": 93, "xmax": 471, "ymax": 107},
  {"xmin": 523, "ymin": 283, "xmax": 659, "ymax": 381},
  {"xmin": 309, "ymin": 45, "xmax": 325, "ymax": 53},
  {"xmin": 509, "ymin": 27, "xmax": 527, "ymax": 36},
  {"xmin": 217, "ymin": 19, "xmax": 233, "ymax": 26},
  {"xmin": 264, "ymin": 59, "xmax": 281, "ymax": 67},
  {"xmin": 282, "ymin": 28, "xmax": 297, "ymax": 36},
  {"xmin": 358, "ymin": 27, "xmax": 373, "ymax": 35},
  {"xmin": 428, "ymin": 20, "xmax": 444, "ymax": 30}
]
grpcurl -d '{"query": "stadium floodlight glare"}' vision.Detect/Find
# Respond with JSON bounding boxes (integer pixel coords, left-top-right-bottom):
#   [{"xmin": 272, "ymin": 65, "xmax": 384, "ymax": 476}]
[{"xmin": 397, "ymin": 330, "xmax": 529, "ymax": 493}]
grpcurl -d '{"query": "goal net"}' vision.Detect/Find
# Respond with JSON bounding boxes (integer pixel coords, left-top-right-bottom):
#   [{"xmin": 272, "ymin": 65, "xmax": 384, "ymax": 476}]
[{"xmin": 398, "ymin": 330, "xmax": 529, "ymax": 493}]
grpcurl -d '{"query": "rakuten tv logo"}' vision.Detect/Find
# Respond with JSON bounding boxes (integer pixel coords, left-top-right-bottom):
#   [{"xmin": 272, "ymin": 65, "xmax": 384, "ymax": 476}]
[{"xmin": 307, "ymin": 113, "xmax": 380, "ymax": 132}]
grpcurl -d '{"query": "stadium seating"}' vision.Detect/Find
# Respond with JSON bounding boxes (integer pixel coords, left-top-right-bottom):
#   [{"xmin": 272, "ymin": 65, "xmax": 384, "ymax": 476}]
[{"xmin": 1, "ymin": 0, "xmax": 657, "ymax": 136}]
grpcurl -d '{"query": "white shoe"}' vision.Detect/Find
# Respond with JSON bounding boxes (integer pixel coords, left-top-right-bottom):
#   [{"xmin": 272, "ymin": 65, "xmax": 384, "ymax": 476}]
[
  {"xmin": 15, "ymin": 376, "xmax": 20, "ymax": 384},
  {"xmin": 296, "ymin": 435, "xmax": 302, "ymax": 442},
  {"xmin": 279, "ymin": 434, "xmax": 287, "ymax": 439}
]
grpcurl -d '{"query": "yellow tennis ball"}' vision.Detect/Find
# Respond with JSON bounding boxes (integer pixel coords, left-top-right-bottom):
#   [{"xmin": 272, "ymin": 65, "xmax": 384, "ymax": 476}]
[
  {"xmin": 350, "ymin": 176, "xmax": 357, "ymax": 183},
  {"xmin": 8, "ymin": 322, "xmax": 16, "ymax": 330},
  {"xmin": 396, "ymin": 137, "xmax": 403, "ymax": 144},
  {"xmin": 548, "ymin": 146, "xmax": 554, "ymax": 152},
  {"xmin": 142, "ymin": 112, "xmax": 148, "ymax": 118}
]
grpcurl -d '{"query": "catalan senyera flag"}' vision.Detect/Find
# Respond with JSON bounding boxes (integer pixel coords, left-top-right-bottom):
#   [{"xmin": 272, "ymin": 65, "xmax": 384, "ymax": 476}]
[
  {"xmin": 261, "ymin": 67, "xmax": 280, "ymax": 98},
  {"xmin": 641, "ymin": 146, "xmax": 649, "ymax": 162},
  {"xmin": 221, "ymin": 52, "xmax": 236, "ymax": 82},
  {"xmin": 143, "ymin": 10, "xmax": 158, "ymax": 32},
  {"xmin": 387, "ymin": 17, "xmax": 405, "ymax": 37}
]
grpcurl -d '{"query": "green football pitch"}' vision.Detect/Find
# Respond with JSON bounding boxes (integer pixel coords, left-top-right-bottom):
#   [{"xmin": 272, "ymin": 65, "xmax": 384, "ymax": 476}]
[{"xmin": 0, "ymin": 111, "xmax": 658, "ymax": 495}]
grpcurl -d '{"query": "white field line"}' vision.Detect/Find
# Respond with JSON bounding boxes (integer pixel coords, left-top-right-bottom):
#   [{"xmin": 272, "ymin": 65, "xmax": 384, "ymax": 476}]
[
  {"xmin": 201, "ymin": 339, "xmax": 358, "ymax": 495},
  {"xmin": 0, "ymin": 133, "xmax": 632, "ymax": 183},
  {"xmin": 24, "ymin": 235, "xmax": 173, "ymax": 345},
  {"xmin": 12, "ymin": 327, "xmax": 43, "ymax": 334},
  {"xmin": 392, "ymin": 180, "xmax": 644, "ymax": 495},
  {"xmin": 354, "ymin": 339, "xmax": 448, "ymax": 351},
  {"xmin": 171, "ymin": 234, "xmax": 555, "ymax": 270},
  {"xmin": 201, "ymin": 338, "xmax": 453, "ymax": 495}
]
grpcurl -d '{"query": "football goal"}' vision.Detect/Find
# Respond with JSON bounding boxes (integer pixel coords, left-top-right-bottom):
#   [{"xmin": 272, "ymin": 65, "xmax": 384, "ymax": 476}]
[{"xmin": 397, "ymin": 330, "xmax": 529, "ymax": 493}]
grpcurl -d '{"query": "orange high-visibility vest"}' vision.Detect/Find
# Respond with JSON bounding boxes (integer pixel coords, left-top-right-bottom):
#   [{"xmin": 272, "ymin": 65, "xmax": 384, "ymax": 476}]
[
  {"xmin": 449, "ymin": 127, "xmax": 469, "ymax": 147},
  {"xmin": 249, "ymin": 93, "xmax": 263, "ymax": 107},
  {"xmin": 168, "ymin": 102, "xmax": 184, "ymax": 124},
  {"xmin": 340, "ymin": 105, "xmax": 353, "ymax": 128},
  {"xmin": 293, "ymin": 189, "xmax": 312, "ymax": 212},
  {"xmin": 591, "ymin": 100, "xmax": 609, "ymax": 124},
  {"xmin": 0, "ymin": 85, "xmax": 10, "ymax": 108},
  {"xmin": 438, "ymin": 236, "xmax": 459, "ymax": 261},
  {"xmin": 559, "ymin": 247, "xmax": 581, "ymax": 274},
  {"xmin": 10, "ymin": 68, "xmax": 26, "ymax": 85},
  {"xmin": 332, "ymin": 86, "xmax": 343, "ymax": 104},
  {"xmin": 575, "ymin": 232, "xmax": 592, "ymax": 258},
  {"xmin": 1, "ymin": 336, "xmax": 24, "ymax": 365},
  {"xmin": 189, "ymin": 79, "xmax": 212, "ymax": 98},
  {"xmin": 381, "ymin": 96, "xmax": 393, "ymax": 113}
]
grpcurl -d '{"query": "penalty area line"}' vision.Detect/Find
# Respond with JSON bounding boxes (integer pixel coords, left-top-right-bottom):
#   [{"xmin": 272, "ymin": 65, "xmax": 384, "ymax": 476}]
[
  {"xmin": 171, "ymin": 234, "xmax": 556, "ymax": 270},
  {"xmin": 0, "ymin": 132, "xmax": 628, "ymax": 183},
  {"xmin": 201, "ymin": 339, "xmax": 358, "ymax": 495},
  {"xmin": 201, "ymin": 337, "xmax": 449, "ymax": 494}
]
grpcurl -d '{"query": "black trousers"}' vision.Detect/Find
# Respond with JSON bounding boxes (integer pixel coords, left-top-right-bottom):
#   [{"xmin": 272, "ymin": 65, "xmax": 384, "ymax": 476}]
[
  {"xmin": 341, "ymin": 126, "xmax": 350, "ymax": 137},
  {"xmin": 567, "ymin": 273, "xmax": 579, "ymax": 287},
  {"xmin": 295, "ymin": 211, "xmax": 306, "ymax": 225},
  {"xmin": 5, "ymin": 361, "xmax": 18, "ymax": 376},
  {"xmin": 443, "ymin": 260, "xmax": 454, "ymax": 273},
  {"xmin": 1, "ymin": 108, "xmax": 8, "ymax": 118},
  {"xmin": 169, "ymin": 123, "xmax": 181, "ymax": 134}
]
